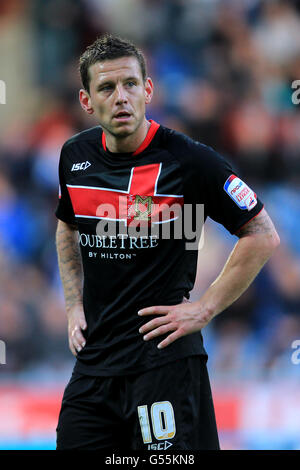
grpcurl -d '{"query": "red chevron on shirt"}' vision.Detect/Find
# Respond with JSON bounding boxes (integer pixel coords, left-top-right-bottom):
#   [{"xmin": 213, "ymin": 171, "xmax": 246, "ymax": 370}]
[{"xmin": 67, "ymin": 163, "xmax": 184, "ymax": 225}]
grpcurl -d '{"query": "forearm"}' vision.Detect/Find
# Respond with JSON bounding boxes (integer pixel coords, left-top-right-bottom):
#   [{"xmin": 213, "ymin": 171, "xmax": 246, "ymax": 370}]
[
  {"xmin": 197, "ymin": 235, "xmax": 276, "ymax": 320},
  {"xmin": 55, "ymin": 220, "xmax": 83, "ymax": 312},
  {"xmin": 138, "ymin": 209, "xmax": 280, "ymax": 349},
  {"xmin": 196, "ymin": 209, "xmax": 280, "ymax": 321}
]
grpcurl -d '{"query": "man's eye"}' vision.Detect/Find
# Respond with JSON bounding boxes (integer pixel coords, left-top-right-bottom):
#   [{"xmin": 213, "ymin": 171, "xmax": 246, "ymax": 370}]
[
  {"xmin": 100, "ymin": 85, "xmax": 113, "ymax": 92},
  {"xmin": 127, "ymin": 82, "xmax": 135, "ymax": 87}
]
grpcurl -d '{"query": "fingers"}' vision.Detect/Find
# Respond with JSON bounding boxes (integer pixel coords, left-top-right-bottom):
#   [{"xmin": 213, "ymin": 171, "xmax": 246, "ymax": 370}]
[
  {"xmin": 69, "ymin": 325, "xmax": 86, "ymax": 355},
  {"xmin": 69, "ymin": 338, "xmax": 77, "ymax": 357},
  {"xmin": 79, "ymin": 318, "xmax": 87, "ymax": 331},
  {"xmin": 157, "ymin": 329, "xmax": 183, "ymax": 349},
  {"xmin": 139, "ymin": 308, "xmax": 182, "ymax": 349},
  {"xmin": 139, "ymin": 315, "xmax": 171, "ymax": 335},
  {"xmin": 139, "ymin": 316, "xmax": 185, "ymax": 350},
  {"xmin": 142, "ymin": 323, "xmax": 177, "ymax": 342},
  {"xmin": 138, "ymin": 301, "xmax": 192, "ymax": 349},
  {"xmin": 138, "ymin": 305, "xmax": 171, "ymax": 316}
]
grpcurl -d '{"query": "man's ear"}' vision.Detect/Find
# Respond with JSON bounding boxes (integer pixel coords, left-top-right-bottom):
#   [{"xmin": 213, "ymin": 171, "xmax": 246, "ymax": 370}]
[
  {"xmin": 79, "ymin": 89, "xmax": 94, "ymax": 114},
  {"xmin": 144, "ymin": 78, "xmax": 154, "ymax": 105}
]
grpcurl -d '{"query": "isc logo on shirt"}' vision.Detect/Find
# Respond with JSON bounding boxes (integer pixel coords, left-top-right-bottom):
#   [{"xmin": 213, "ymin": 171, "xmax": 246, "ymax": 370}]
[
  {"xmin": 71, "ymin": 161, "xmax": 91, "ymax": 171},
  {"xmin": 224, "ymin": 174, "xmax": 257, "ymax": 211}
]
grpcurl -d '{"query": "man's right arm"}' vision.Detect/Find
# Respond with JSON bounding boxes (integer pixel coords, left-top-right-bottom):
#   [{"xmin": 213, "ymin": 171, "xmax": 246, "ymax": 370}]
[{"xmin": 56, "ymin": 220, "xmax": 87, "ymax": 356}]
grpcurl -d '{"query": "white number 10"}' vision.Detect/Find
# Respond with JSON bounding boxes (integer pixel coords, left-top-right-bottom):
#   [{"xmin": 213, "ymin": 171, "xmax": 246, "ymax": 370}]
[{"xmin": 137, "ymin": 401, "xmax": 176, "ymax": 444}]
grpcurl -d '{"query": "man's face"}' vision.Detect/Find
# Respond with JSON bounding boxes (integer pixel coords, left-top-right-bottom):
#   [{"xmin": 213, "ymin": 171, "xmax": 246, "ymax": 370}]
[{"xmin": 81, "ymin": 56, "xmax": 153, "ymax": 138}]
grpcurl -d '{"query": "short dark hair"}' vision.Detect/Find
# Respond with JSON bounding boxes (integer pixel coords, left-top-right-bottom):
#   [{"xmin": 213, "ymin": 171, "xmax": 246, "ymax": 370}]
[{"xmin": 79, "ymin": 34, "xmax": 147, "ymax": 93}]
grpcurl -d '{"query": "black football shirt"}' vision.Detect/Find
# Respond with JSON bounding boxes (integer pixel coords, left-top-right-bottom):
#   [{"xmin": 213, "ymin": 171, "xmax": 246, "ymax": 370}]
[{"xmin": 55, "ymin": 119, "xmax": 263, "ymax": 376}]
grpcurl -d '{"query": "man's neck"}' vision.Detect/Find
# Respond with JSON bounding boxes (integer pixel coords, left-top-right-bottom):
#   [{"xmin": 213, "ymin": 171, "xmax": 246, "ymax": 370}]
[{"xmin": 104, "ymin": 119, "xmax": 151, "ymax": 153}]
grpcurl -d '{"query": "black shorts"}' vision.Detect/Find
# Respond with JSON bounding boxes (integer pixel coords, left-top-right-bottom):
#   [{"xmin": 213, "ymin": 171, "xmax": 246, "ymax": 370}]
[{"xmin": 56, "ymin": 355, "xmax": 220, "ymax": 450}]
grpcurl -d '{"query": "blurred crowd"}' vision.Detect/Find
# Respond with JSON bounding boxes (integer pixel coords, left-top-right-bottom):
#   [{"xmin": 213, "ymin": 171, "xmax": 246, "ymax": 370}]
[{"xmin": 0, "ymin": 0, "xmax": 300, "ymax": 381}]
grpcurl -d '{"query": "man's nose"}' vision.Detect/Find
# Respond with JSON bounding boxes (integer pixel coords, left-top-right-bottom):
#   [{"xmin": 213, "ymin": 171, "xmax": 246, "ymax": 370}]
[{"xmin": 115, "ymin": 85, "xmax": 127, "ymax": 104}]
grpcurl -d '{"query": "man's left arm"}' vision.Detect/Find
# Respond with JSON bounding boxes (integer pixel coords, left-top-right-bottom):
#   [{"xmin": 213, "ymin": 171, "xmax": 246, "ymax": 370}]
[{"xmin": 138, "ymin": 208, "xmax": 280, "ymax": 349}]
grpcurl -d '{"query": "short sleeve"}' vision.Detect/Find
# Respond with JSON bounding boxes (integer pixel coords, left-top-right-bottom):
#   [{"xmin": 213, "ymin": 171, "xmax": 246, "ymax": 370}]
[
  {"xmin": 197, "ymin": 144, "xmax": 264, "ymax": 234},
  {"xmin": 55, "ymin": 146, "xmax": 77, "ymax": 226}
]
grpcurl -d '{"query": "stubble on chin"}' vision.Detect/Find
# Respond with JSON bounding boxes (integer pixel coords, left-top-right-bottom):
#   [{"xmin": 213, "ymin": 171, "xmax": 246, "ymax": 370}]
[
  {"xmin": 111, "ymin": 119, "xmax": 140, "ymax": 139},
  {"xmin": 110, "ymin": 126, "xmax": 133, "ymax": 139}
]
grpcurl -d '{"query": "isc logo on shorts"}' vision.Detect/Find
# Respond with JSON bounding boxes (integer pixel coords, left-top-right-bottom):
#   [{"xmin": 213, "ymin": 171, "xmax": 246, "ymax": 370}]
[
  {"xmin": 71, "ymin": 161, "xmax": 91, "ymax": 171},
  {"xmin": 224, "ymin": 174, "xmax": 257, "ymax": 211}
]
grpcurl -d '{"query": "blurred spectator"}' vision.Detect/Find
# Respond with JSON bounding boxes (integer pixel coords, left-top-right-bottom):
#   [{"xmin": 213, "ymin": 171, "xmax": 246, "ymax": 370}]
[{"xmin": 253, "ymin": 1, "xmax": 300, "ymax": 66}]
